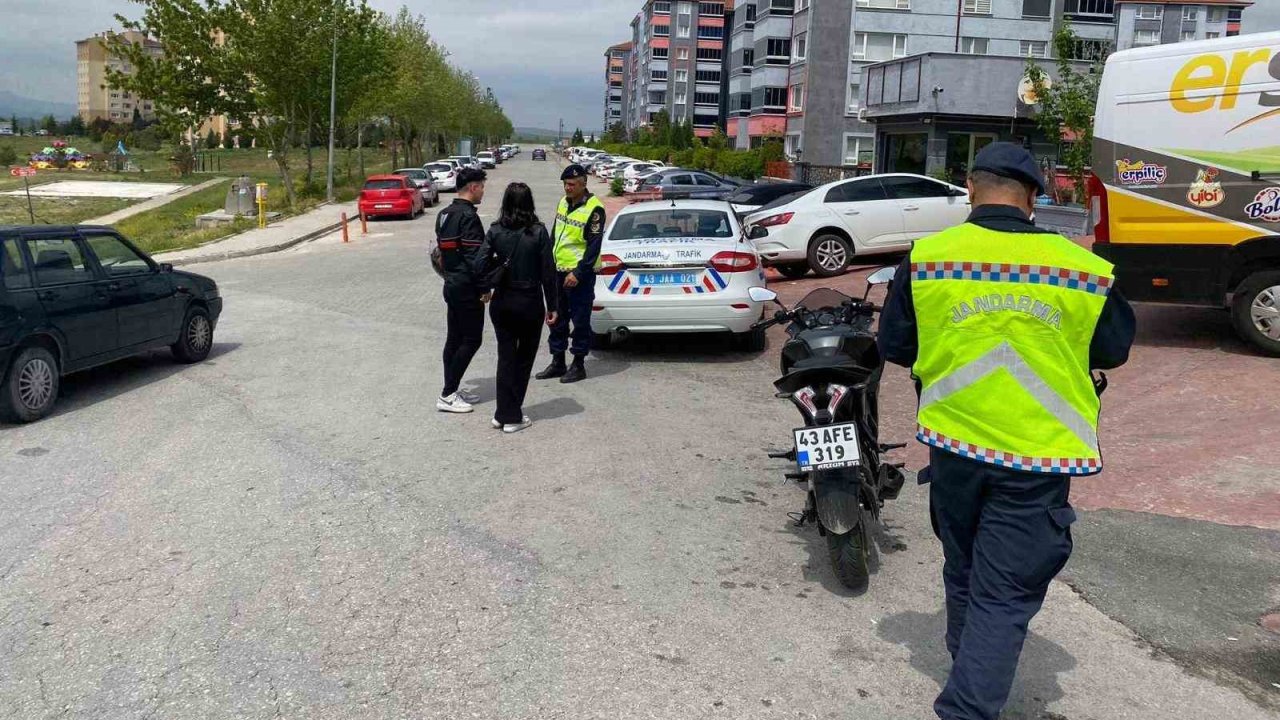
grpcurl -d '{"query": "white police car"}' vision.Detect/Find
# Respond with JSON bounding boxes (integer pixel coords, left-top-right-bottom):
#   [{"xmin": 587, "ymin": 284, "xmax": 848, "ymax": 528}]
[{"xmin": 593, "ymin": 200, "xmax": 769, "ymax": 350}]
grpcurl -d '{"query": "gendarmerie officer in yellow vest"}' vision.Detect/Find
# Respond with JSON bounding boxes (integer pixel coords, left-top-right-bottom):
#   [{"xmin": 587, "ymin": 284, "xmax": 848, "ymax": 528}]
[
  {"xmin": 878, "ymin": 143, "xmax": 1135, "ymax": 720},
  {"xmin": 535, "ymin": 164, "xmax": 607, "ymax": 384}
]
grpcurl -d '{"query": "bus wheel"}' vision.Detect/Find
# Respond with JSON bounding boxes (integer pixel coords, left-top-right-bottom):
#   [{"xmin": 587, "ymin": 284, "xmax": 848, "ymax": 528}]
[{"xmin": 1231, "ymin": 271, "xmax": 1280, "ymax": 357}]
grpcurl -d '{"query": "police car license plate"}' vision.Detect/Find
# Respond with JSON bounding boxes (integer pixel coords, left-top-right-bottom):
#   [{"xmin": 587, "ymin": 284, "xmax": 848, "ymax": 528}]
[
  {"xmin": 793, "ymin": 423, "xmax": 862, "ymax": 472},
  {"xmin": 637, "ymin": 271, "xmax": 699, "ymax": 286}
]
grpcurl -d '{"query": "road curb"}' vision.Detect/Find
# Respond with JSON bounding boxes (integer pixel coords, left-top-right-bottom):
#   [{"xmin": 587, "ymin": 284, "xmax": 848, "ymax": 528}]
[{"xmin": 165, "ymin": 216, "xmax": 345, "ymax": 267}]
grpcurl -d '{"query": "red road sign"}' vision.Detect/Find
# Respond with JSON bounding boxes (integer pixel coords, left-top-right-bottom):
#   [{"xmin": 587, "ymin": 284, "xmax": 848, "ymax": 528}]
[{"xmin": 9, "ymin": 167, "xmax": 36, "ymax": 177}]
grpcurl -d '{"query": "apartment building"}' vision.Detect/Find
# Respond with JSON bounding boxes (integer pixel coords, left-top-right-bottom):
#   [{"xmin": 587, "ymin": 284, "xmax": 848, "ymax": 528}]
[
  {"xmin": 623, "ymin": 0, "xmax": 732, "ymax": 138},
  {"xmin": 1114, "ymin": 1, "xmax": 1249, "ymax": 50},
  {"xmin": 75, "ymin": 31, "xmax": 163, "ymax": 124},
  {"xmin": 605, "ymin": 41, "xmax": 633, "ymax": 131},
  {"xmin": 726, "ymin": 0, "xmax": 797, "ymax": 150}
]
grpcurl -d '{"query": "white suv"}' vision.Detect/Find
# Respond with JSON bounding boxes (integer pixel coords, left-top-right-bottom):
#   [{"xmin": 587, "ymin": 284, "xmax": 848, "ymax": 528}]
[{"xmin": 744, "ymin": 173, "xmax": 971, "ymax": 278}]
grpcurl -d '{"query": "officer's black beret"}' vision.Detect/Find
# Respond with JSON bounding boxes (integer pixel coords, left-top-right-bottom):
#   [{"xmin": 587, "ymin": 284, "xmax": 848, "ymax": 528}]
[
  {"xmin": 561, "ymin": 164, "xmax": 588, "ymax": 181},
  {"xmin": 971, "ymin": 142, "xmax": 1046, "ymax": 196}
]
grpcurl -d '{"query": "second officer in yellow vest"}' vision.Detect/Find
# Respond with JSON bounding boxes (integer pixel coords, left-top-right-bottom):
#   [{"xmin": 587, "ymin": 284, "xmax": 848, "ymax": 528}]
[
  {"xmin": 535, "ymin": 164, "xmax": 607, "ymax": 384},
  {"xmin": 879, "ymin": 143, "xmax": 1134, "ymax": 720}
]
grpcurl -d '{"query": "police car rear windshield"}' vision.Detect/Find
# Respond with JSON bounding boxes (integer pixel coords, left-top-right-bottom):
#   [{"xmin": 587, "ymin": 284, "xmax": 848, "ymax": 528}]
[{"xmin": 610, "ymin": 209, "xmax": 733, "ymax": 240}]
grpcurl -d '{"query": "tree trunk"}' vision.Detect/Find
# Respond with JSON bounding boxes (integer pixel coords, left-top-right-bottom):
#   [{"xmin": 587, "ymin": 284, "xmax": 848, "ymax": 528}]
[{"xmin": 357, "ymin": 122, "xmax": 365, "ymax": 179}]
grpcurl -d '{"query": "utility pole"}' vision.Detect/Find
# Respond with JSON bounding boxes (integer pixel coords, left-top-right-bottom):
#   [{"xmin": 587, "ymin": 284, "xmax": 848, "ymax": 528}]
[
  {"xmin": 558, "ymin": 118, "xmax": 564, "ymax": 148},
  {"xmin": 325, "ymin": 15, "xmax": 338, "ymax": 203}
]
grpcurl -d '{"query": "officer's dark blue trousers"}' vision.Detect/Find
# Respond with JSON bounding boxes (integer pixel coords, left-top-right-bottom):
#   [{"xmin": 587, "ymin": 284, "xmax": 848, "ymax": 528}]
[
  {"xmin": 548, "ymin": 270, "xmax": 595, "ymax": 357},
  {"xmin": 925, "ymin": 447, "xmax": 1077, "ymax": 720}
]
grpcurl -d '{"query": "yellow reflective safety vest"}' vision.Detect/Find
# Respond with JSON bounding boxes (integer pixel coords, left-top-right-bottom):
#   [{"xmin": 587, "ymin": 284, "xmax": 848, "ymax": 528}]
[
  {"xmin": 909, "ymin": 222, "xmax": 1115, "ymax": 475},
  {"xmin": 553, "ymin": 194, "xmax": 606, "ymax": 272}
]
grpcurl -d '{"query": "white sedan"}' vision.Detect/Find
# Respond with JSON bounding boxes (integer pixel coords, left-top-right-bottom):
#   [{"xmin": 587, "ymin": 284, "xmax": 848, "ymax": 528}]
[
  {"xmin": 423, "ymin": 161, "xmax": 458, "ymax": 191},
  {"xmin": 594, "ymin": 200, "xmax": 769, "ymax": 350},
  {"xmin": 744, "ymin": 173, "xmax": 971, "ymax": 278}
]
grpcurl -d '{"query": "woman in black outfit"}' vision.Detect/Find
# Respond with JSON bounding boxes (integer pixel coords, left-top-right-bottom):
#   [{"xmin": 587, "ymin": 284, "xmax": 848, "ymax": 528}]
[{"xmin": 480, "ymin": 183, "xmax": 559, "ymax": 433}]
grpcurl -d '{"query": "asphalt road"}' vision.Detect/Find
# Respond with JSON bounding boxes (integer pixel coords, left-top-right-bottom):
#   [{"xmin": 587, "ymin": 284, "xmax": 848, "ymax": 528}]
[{"xmin": 0, "ymin": 151, "xmax": 1276, "ymax": 719}]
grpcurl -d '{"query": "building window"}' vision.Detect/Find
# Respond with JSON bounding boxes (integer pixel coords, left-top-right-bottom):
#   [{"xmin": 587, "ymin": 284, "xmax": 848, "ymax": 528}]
[
  {"xmin": 654, "ymin": 0, "xmax": 672, "ymax": 11},
  {"xmin": 852, "ymin": 32, "xmax": 907, "ymax": 61},
  {"xmin": 678, "ymin": 1, "xmax": 693, "ymax": 16},
  {"xmin": 1070, "ymin": 39, "xmax": 1114, "ymax": 61},
  {"xmin": 1064, "ymin": 0, "xmax": 1113, "ymax": 18},
  {"xmin": 789, "ymin": 83, "xmax": 805, "ymax": 110},
  {"xmin": 651, "ymin": 69, "xmax": 669, "ymax": 82},
  {"xmin": 1135, "ymin": 5, "xmax": 1163, "ymax": 20},
  {"xmin": 1133, "ymin": 29, "xmax": 1160, "ymax": 46},
  {"xmin": 654, "ymin": 23, "xmax": 670, "ymax": 37},
  {"xmin": 694, "ymin": 91, "xmax": 720, "ymax": 105},
  {"xmin": 962, "ymin": 0, "xmax": 992, "ymax": 15},
  {"xmin": 856, "ymin": 0, "xmax": 910, "ymax": 8},
  {"xmin": 844, "ymin": 134, "xmax": 874, "ymax": 166},
  {"xmin": 1229, "ymin": 7, "xmax": 1243, "ymax": 22},
  {"xmin": 766, "ymin": 38, "xmax": 792, "ymax": 63},
  {"xmin": 697, "ymin": 24, "xmax": 724, "ymax": 39},
  {"xmin": 677, "ymin": 15, "xmax": 692, "ymax": 37},
  {"xmin": 848, "ymin": 81, "xmax": 861, "ymax": 112},
  {"xmin": 1022, "ymin": 0, "xmax": 1051, "ymax": 17},
  {"xmin": 1181, "ymin": 5, "xmax": 1198, "ymax": 21},
  {"xmin": 1207, "ymin": 7, "xmax": 1225, "ymax": 23},
  {"xmin": 742, "ymin": 48, "xmax": 755, "ymax": 68},
  {"xmin": 695, "ymin": 69, "xmax": 721, "ymax": 82},
  {"xmin": 652, "ymin": 47, "xmax": 669, "ymax": 59},
  {"xmin": 1181, "ymin": 30, "xmax": 1197, "ymax": 42},
  {"xmin": 960, "ymin": 37, "xmax": 988, "ymax": 55},
  {"xmin": 698, "ymin": 2, "xmax": 725, "ymax": 15},
  {"xmin": 757, "ymin": 86, "xmax": 788, "ymax": 110},
  {"xmin": 796, "ymin": 0, "xmax": 809, "ymax": 10},
  {"xmin": 675, "ymin": 68, "xmax": 689, "ymax": 83},
  {"xmin": 650, "ymin": 91, "xmax": 668, "ymax": 104},
  {"xmin": 1207, "ymin": 31, "xmax": 1221, "ymax": 39},
  {"xmin": 677, "ymin": 48, "xmax": 690, "ymax": 60},
  {"xmin": 696, "ymin": 47, "xmax": 722, "ymax": 61},
  {"xmin": 675, "ymin": 88, "xmax": 687, "ymax": 104},
  {"xmin": 794, "ymin": 32, "xmax": 807, "ymax": 61},
  {"xmin": 1020, "ymin": 40, "xmax": 1048, "ymax": 57}
]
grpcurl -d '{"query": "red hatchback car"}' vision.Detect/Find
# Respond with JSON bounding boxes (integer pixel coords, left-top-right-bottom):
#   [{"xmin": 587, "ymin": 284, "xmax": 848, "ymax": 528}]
[{"xmin": 359, "ymin": 175, "xmax": 425, "ymax": 220}]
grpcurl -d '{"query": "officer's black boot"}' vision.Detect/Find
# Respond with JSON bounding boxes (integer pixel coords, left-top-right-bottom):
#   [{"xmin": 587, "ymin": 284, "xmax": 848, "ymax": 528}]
[
  {"xmin": 560, "ymin": 356, "xmax": 587, "ymax": 384},
  {"xmin": 535, "ymin": 353, "xmax": 567, "ymax": 380}
]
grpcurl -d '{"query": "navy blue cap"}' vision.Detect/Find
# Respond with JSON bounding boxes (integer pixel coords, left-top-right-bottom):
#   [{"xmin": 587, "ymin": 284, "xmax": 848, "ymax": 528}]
[
  {"xmin": 971, "ymin": 142, "xmax": 1046, "ymax": 196},
  {"xmin": 561, "ymin": 164, "xmax": 588, "ymax": 181}
]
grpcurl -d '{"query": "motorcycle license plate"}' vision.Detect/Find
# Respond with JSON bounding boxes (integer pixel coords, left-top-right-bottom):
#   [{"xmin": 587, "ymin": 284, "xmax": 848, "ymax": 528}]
[{"xmin": 793, "ymin": 423, "xmax": 861, "ymax": 472}]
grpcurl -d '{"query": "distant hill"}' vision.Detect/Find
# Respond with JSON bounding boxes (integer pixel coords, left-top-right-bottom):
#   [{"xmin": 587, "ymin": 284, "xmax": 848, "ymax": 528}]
[
  {"xmin": 514, "ymin": 126, "xmax": 604, "ymax": 142},
  {"xmin": 0, "ymin": 91, "xmax": 77, "ymax": 120}
]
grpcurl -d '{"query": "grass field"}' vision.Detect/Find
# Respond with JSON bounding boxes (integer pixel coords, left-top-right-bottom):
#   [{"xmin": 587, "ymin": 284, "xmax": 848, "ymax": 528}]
[
  {"xmin": 1, "ymin": 137, "xmax": 397, "ymax": 253},
  {"xmin": 1171, "ymin": 146, "xmax": 1280, "ymax": 174}
]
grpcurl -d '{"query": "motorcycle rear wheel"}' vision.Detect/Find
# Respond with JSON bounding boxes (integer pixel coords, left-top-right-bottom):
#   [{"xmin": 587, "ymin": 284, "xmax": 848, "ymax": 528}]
[{"xmin": 826, "ymin": 521, "xmax": 870, "ymax": 593}]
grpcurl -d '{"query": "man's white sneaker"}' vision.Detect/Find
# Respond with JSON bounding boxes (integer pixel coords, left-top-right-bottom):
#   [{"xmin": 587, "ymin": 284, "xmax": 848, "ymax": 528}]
[
  {"xmin": 502, "ymin": 417, "xmax": 533, "ymax": 434},
  {"xmin": 436, "ymin": 394, "xmax": 474, "ymax": 413},
  {"xmin": 457, "ymin": 390, "xmax": 480, "ymax": 404},
  {"xmin": 493, "ymin": 415, "xmax": 530, "ymax": 429}
]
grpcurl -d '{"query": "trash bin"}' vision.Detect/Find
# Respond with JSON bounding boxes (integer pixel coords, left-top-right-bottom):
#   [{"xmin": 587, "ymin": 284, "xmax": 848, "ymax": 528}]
[{"xmin": 225, "ymin": 176, "xmax": 256, "ymax": 216}]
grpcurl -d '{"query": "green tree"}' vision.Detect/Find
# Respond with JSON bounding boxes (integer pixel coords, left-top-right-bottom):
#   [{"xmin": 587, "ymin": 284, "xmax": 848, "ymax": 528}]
[
  {"xmin": 604, "ymin": 121, "xmax": 627, "ymax": 144},
  {"xmin": 205, "ymin": 128, "xmax": 219, "ymax": 149},
  {"xmin": 63, "ymin": 115, "xmax": 86, "ymax": 137},
  {"xmin": 41, "ymin": 115, "xmax": 58, "ymax": 135},
  {"xmin": 131, "ymin": 107, "xmax": 147, "ymax": 130},
  {"xmin": 571, "ymin": 128, "xmax": 585, "ymax": 145},
  {"xmin": 1026, "ymin": 25, "xmax": 1103, "ymax": 203},
  {"xmin": 0, "ymin": 144, "xmax": 17, "ymax": 166},
  {"xmin": 7, "ymin": 115, "xmax": 16, "ymax": 136}
]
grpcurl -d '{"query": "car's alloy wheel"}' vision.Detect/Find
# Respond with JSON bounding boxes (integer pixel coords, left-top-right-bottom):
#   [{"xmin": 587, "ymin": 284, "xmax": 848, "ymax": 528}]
[
  {"xmin": 17, "ymin": 357, "xmax": 54, "ymax": 411},
  {"xmin": 814, "ymin": 238, "xmax": 847, "ymax": 272},
  {"xmin": 188, "ymin": 314, "xmax": 212, "ymax": 355}
]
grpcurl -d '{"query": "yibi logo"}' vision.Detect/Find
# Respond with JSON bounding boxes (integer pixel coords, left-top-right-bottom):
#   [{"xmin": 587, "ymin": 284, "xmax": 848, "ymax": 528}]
[
  {"xmin": 1187, "ymin": 168, "xmax": 1225, "ymax": 208},
  {"xmin": 1244, "ymin": 187, "xmax": 1280, "ymax": 223}
]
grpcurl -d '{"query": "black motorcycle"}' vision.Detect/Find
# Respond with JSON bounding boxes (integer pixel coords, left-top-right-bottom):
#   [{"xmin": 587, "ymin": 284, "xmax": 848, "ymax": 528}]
[{"xmin": 748, "ymin": 267, "xmax": 906, "ymax": 592}]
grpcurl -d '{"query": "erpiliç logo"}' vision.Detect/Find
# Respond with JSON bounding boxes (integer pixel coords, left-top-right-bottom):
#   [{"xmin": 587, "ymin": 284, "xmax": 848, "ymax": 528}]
[
  {"xmin": 1115, "ymin": 159, "xmax": 1168, "ymax": 186},
  {"xmin": 1244, "ymin": 187, "xmax": 1280, "ymax": 223}
]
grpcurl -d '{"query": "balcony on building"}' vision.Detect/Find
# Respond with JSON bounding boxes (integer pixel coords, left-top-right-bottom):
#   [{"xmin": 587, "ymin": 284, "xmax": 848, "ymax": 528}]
[{"xmin": 1063, "ymin": 0, "xmax": 1114, "ymax": 24}]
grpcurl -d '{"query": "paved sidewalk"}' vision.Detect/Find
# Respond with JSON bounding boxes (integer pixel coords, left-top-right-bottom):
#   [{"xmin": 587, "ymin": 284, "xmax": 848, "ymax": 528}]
[
  {"xmin": 85, "ymin": 177, "xmax": 229, "ymax": 226},
  {"xmin": 154, "ymin": 199, "xmax": 358, "ymax": 266}
]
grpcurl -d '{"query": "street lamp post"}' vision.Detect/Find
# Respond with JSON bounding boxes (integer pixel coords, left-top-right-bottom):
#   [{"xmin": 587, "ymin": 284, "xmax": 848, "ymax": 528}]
[{"xmin": 325, "ymin": 18, "xmax": 338, "ymax": 203}]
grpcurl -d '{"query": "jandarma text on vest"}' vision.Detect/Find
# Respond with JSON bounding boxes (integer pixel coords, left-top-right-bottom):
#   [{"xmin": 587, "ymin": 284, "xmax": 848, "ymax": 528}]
[{"xmin": 949, "ymin": 293, "xmax": 1062, "ymax": 328}]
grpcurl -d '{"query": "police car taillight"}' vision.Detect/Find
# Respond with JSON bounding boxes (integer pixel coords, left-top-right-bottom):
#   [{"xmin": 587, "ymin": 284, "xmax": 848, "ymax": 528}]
[
  {"xmin": 599, "ymin": 254, "xmax": 625, "ymax": 276},
  {"xmin": 709, "ymin": 251, "xmax": 759, "ymax": 273}
]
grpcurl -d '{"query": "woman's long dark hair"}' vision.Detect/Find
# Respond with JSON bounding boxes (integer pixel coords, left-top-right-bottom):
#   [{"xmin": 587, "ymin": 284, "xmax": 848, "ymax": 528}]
[{"xmin": 498, "ymin": 182, "xmax": 540, "ymax": 230}]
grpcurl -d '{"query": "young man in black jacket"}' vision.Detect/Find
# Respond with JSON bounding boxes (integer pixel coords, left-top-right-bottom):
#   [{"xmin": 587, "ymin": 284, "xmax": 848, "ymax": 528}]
[{"xmin": 435, "ymin": 168, "xmax": 488, "ymax": 413}]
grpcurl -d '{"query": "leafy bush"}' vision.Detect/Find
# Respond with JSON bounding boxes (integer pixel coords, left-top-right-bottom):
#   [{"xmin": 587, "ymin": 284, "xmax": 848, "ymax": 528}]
[
  {"xmin": 128, "ymin": 127, "xmax": 162, "ymax": 152},
  {"xmin": 0, "ymin": 144, "xmax": 16, "ymax": 166},
  {"xmin": 610, "ymin": 177, "xmax": 624, "ymax": 197},
  {"xmin": 691, "ymin": 147, "xmax": 718, "ymax": 171}
]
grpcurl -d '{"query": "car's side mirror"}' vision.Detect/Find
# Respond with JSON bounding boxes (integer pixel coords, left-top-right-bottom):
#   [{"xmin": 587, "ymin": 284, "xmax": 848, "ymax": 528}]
[
  {"xmin": 747, "ymin": 225, "xmax": 769, "ymax": 240},
  {"xmin": 160, "ymin": 262, "xmax": 174, "ymax": 273}
]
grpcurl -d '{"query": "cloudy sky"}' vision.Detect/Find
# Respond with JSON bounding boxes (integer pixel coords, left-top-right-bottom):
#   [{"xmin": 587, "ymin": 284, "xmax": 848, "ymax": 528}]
[
  {"xmin": 2, "ymin": 0, "xmax": 1279, "ymax": 130},
  {"xmin": 0, "ymin": 0, "xmax": 643, "ymax": 132}
]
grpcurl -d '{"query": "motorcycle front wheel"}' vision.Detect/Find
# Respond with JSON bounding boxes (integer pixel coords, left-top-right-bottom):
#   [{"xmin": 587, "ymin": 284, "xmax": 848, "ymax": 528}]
[{"xmin": 825, "ymin": 517, "xmax": 870, "ymax": 592}]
